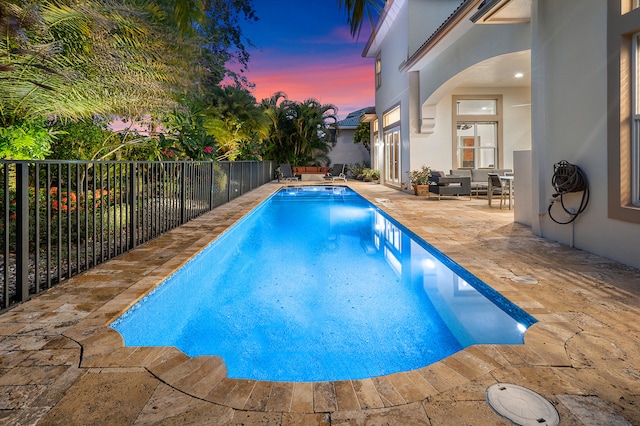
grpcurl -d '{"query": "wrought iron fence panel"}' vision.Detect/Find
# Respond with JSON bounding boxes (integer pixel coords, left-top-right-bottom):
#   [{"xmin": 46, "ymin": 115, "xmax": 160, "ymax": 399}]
[{"xmin": 0, "ymin": 160, "xmax": 274, "ymax": 311}]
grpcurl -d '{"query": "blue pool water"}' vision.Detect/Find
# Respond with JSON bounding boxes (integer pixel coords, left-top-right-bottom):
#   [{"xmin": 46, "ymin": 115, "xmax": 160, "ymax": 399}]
[{"xmin": 111, "ymin": 185, "xmax": 536, "ymax": 382}]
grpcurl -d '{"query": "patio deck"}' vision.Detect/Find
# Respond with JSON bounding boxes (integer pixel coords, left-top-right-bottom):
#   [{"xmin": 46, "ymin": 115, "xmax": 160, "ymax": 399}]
[{"xmin": 1, "ymin": 181, "xmax": 639, "ymax": 425}]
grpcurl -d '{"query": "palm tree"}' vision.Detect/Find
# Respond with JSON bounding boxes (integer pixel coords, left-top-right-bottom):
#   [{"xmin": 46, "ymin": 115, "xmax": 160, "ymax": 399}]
[
  {"xmin": 0, "ymin": 0, "xmax": 193, "ymax": 127},
  {"xmin": 288, "ymin": 99, "xmax": 338, "ymax": 166},
  {"xmin": 261, "ymin": 92, "xmax": 296, "ymax": 164},
  {"xmin": 0, "ymin": 0, "xmax": 256, "ymax": 159},
  {"xmin": 262, "ymin": 93, "xmax": 338, "ymax": 166},
  {"xmin": 337, "ymin": 0, "xmax": 386, "ymax": 37},
  {"xmin": 203, "ymin": 84, "xmax": 269, "ymax": 160}
]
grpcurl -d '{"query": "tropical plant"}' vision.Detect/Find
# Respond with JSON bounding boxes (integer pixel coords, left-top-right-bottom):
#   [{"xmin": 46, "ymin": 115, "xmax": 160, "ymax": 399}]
[
  {"xmin": 362, "ymin": 168, "xmax": 380, "ymax": 181},
  {"xmin": 48, "ymin": 118, "xmax": 117, "ymax": 160},
  {"xmin": 261, "ymin": 93, "xmax": 338, "ymax": 166},
  {"xmin": 354, "ymin": 121, "xmax": 371, "ymax": 151},
  {"xmin": 0, "ymin": 0, "xmax": 257, "ymax": 159},
  {"xmin": 0, "ymin": 121, "xmax": 54, "ymax": 160},
  {"xmin": 348, "ymin": 162, "xmax": 370, "ymax": 179},
  {"xmin": 204, "ymin": 84, "xmax": 269, "ymax": 161},
  {"xmin": 337, "ymin": 0, "xmax": 386, "ymax": 37},
  {"xmin": 158, "ymin": 99, "xmax": 217, "ymax": 161}
]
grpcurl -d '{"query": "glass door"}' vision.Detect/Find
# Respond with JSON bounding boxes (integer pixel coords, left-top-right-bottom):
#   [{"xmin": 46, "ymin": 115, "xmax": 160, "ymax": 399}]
[{"xmin": 385, "ymin": 128, "xmax": 400, "ymax": 184}]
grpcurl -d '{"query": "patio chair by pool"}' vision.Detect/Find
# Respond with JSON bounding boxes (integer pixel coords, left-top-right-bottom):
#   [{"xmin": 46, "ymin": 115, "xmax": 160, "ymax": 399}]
[
  {"xmin": 488, "ymin": 173, "xmax": 509, "ymax": 209},
  {"xmin": 324, "ymin": 164, "xmax": 347, "ymax": 182},
  {"xmin": 280, "ymin": 164, "xmax": 299, "ymax": 182}
]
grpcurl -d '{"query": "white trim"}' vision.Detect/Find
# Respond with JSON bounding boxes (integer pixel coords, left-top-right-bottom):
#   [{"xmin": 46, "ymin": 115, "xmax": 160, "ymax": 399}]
[{"xmin": 632, "ymin": 33, "xmax": 640, "ymax": 205}]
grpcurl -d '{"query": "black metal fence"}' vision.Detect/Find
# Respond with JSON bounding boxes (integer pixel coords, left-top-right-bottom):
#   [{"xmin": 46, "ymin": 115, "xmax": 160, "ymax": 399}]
[{"xmin": 0, "ymin": 160, "xmax": 274, "ymax": 312}]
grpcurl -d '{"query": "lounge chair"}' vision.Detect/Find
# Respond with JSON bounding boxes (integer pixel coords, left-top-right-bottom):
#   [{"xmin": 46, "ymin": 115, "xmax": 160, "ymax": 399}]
[
  {"xmin": 323, "ymin": 164, "xmax": 347, "ymax": 182},
  {"xmin": 279, "ymin": 164, "xmax": 299, "ymax": 182}
]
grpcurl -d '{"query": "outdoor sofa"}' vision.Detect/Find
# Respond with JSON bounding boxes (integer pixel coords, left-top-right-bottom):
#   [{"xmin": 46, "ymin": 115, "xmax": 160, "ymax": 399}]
[
  {"xmin": 428, "ymin": 171, "xmax": 471, "ymax": 199},
  {"xmin": 293, "ymin": 166, "xmax": 331, "ymax": 175},
  {"xmin": 291, "ymin": 166, "xmax": 332, "ymax": 181}
]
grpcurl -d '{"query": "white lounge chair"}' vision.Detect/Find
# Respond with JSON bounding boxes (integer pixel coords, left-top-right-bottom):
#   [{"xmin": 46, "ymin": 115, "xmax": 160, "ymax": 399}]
[{"xmin": 323, "ymin": 164, "xmax": 347, "ymax": 182}]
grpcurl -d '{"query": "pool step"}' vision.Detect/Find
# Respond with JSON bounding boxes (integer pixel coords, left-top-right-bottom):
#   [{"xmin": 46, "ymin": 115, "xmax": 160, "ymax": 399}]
[{"xmin": 147, "ymin": 354, "xmax": 227, "ymax": 399}]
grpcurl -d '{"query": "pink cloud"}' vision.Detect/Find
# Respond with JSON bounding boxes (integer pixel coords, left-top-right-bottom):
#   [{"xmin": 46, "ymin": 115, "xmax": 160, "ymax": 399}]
[{"xmin": 245, "ymin": 50, "xmax": 374, "ymax": 117}]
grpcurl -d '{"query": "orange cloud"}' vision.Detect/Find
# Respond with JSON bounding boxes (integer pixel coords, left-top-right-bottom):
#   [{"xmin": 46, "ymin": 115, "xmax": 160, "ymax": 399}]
[{"xmin": 246, "ymin": 50, "xmax": 374, "ymax": 118}]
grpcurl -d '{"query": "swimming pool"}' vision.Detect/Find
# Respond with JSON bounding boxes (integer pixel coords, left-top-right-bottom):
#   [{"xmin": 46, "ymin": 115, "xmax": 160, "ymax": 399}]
[{"xmin": 111, "ymin": 185, "xmax": 536, "ymax": 382}]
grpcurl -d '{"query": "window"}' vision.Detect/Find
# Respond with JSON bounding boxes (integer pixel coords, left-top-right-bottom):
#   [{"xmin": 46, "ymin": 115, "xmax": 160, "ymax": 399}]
[
  {"xmin": 453, "ymin": 96, "xmax": 503, "ymax": 169},
  {"xmin": 608, "ymin": 3, "xmax": 640, "ymax": 221},
  {"xmin": 622, "ymin": 0, "xmax": 640, "ymax": 13},
  {"xmin": 375, "ymin": 55, "xmax": 382, "ymax": 89},
  {"xmin": 383, "ymin": 106, "xmax": 401, "ymax": 186},
  {"xmin": 633, "ymin": 34, "xmax": 640, "ymax": 204},
  {"xmin": 457, "ymin": 122, "xmax": 497, "ymax": 169},
  {"xmin": 456, "ymin": 99, "xmax": 497, "ymax": 115},
  {"xmin": 372, "ymin": 118, "xmax": 379, "ymax": 162},
  {"xmin": 383, "ymin": 106, "xmax": 400, "ymax": 126}
]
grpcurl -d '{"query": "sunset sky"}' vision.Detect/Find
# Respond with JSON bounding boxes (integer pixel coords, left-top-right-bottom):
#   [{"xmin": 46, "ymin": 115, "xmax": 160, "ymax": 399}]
[{"xmin": 238, "ymin": 0, "xmax": 375, "ymax": 119}]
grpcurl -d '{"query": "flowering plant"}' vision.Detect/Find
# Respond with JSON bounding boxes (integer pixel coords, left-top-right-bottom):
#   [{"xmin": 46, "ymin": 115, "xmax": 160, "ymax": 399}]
[{"xmin": 407, "ymin": 165, "xmax": 432, "ymax": 185}]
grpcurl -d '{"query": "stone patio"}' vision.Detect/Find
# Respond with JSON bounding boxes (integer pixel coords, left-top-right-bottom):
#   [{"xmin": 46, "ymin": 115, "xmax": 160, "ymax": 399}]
[{"xmin": 1, "ymin": 181, "xmax": 639, "ymax": 425}]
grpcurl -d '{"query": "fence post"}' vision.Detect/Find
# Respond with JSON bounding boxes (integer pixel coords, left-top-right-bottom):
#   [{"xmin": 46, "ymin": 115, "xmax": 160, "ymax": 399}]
[
  {"xmin": 209, "ymin": 162, "xmax": 214, "ymax": 210},
  {"xmin": 15, "ymin": 163, "xmax": 29, "ymax": 303},
  {"xmin": 227, "ymin": 163, "xmax": 232, "ymax": 202},
  {"xmin": 180, "ymin": 162, "xmax": 187, "ymax": 224},
  {"xmin": 129, "ymin": 162, "xmax": 137, "ymax": 250}
]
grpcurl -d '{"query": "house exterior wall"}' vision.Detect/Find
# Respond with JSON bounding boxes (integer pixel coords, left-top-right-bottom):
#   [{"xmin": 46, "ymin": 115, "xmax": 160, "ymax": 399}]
[
  {"xmin": 407, "ymin": 0, "xmax": 463, "ymax": 55},
  {"xmin": 532, "ymin": 0, "xmax": 640, "ymax": 269},
  {"xmin": 366, "ymin": 0, "xmax": 640, "ymax": 270},
  {"xmin": 418, "ymin": 24, "xmax": 531, "ymax": 105},
  {"xmin": 374, "ymin": 0, "xmax": 411, "ymax": 187},
  {"xmin": 331, "ymin": 128, "xmax": 371, "ymax": 168},
  {"xmin": 411, "ymin": 87, "xmax": 531, "ymax": 174},
  {"xmin": 409, "ymin": 22, "xmax": 531, "ymax": 178}
]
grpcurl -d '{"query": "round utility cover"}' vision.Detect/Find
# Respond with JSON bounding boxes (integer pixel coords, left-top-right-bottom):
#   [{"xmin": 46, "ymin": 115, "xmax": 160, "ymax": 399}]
[{"xmin": 486, "ymin": 383, "xmax": 559, "ymax": 426}]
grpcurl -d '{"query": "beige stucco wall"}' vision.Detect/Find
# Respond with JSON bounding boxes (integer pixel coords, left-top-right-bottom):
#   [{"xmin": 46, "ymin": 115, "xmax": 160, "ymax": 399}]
[{"xmin": 532, "ymin": 0, "xmax": 640, "ymax": 269}]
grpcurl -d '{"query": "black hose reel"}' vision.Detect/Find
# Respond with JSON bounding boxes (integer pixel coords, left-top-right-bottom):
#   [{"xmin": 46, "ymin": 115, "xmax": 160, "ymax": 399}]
[{"xmin": 548, "ymin": 160, "xmax": 589, "ymax": 224}]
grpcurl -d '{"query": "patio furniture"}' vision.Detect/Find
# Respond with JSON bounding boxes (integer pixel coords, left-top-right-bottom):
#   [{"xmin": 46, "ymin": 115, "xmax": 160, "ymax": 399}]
[
  {"xmin": 487, "ymin": 173, "xmax": 513, "ymax": 209},
  {"xmin": 428, "ymin": 173, "xmax": 471, "ymax": 200},
  {"xmin": 292, "ymin": 166, "xmax": 332, "ymax": 181},
  {"xmin": 324, "ymin": 164, "xmax": 347, "ymax": 182},
  {"xmin": 450, "ymin": 168, "xmax": 513, "ymax": 197},
  {"xmin": 279, "ymin": 164, "xmax": 299, "ymax": 182}
]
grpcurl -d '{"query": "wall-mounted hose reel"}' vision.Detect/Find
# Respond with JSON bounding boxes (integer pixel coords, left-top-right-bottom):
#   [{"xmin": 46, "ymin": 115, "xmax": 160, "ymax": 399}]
[{"xmin": 548, "ymin": 160, "xmax": 589, "ymax": 224}]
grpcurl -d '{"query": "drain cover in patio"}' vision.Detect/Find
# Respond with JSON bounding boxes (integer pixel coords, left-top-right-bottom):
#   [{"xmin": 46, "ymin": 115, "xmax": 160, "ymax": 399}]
[{"xmin": 486, "ymin": 383, "xmax": 559, "ymax": 426}]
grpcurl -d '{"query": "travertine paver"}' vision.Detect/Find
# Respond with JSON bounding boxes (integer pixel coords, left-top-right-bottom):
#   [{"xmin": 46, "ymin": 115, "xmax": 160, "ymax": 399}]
[{"xmin": 0, "ymin": 180, "xmax": 639, "ymax": 425}]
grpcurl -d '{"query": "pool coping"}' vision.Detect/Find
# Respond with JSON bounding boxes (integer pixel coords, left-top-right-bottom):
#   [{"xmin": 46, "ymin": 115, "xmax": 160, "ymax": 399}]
[{"xmin": 57, "ymin": 182, "xmax": 575, "ymax": 414}]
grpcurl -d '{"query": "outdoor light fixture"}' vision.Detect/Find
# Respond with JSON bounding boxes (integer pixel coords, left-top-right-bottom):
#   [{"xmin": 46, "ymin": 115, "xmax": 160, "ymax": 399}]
[{"xmin": 514, "ymin": 72, "xmax": 524, "ymax": 78}]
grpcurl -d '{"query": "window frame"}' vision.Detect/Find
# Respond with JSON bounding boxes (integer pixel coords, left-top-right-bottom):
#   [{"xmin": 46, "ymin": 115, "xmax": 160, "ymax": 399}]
[
  {"xmin": 452, "ymin": 95, "xmax": 503, "ymax": 170},
  {"xmin": 607, "ymin": 1, "xmax": 640, "ymax": 222},
  {"xmin": 382, "ymin": 105, "xmax": 401, "ymax": 187},
  {"xmin": 456, "ymin": 122, "xmax": 498, "ymax": 169},
  {"xmin": 375, "ymin": 55, "xmax": 382, "ymax": 90},
  {"xmin": 633, "ymin": 33, "xmax": 640, "ymax": 205}
]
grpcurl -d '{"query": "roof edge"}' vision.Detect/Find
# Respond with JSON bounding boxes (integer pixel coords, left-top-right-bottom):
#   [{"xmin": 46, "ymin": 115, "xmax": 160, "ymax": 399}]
[
  {"xmin": 362, "ymin": 0, "xmax": 400, "ymax": 58},
  {"xmin": 399, "ymin": 0, "xmax": 484, "ymax": 72}
]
